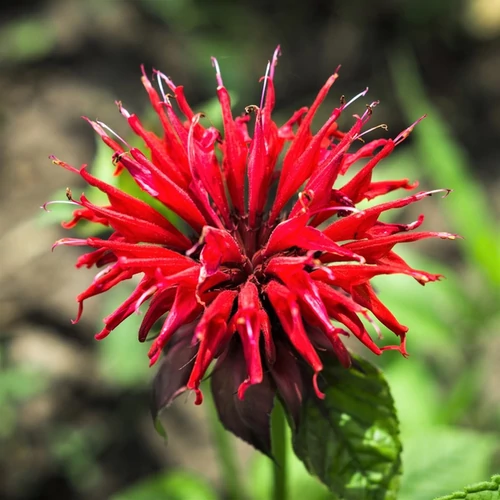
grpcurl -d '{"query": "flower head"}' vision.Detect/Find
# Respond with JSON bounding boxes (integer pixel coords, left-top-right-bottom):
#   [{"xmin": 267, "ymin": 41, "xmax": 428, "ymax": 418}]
[{"xmin": 50, "ymin": 47, "xmax": 455, "ymax": 455}]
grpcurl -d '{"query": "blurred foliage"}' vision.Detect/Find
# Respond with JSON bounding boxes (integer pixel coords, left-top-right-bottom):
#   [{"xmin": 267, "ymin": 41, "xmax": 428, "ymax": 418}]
[
  {"xmin": 111, "ymin": 470, "xmax": 219, "ymax": 500},
  {"xmin": 0, "ymin": 346, "xmax": 49, "ymax": 439},
  {"xmin": 0, "ymin": 17, "xmax": 56, "ymax": 63},
  {"xmin": 2, "ymin": 0, "xmax": 499, "ymax": 498}
]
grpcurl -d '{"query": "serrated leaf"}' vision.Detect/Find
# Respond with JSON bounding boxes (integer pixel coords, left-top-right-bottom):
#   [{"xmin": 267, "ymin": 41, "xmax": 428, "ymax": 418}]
[
  {"xmin": 435, "ymin": 475, "xmax": 500, "ymax": 500},
  {"xmin": 292, "ymin": 354, "xmax": 402, "ymax": 500}
]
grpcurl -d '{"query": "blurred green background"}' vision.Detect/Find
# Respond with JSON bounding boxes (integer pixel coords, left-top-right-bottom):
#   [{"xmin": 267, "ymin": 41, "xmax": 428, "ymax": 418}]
[{"xmin": 0, "ymin": 0, "xmax": 499, "ymax": 499}]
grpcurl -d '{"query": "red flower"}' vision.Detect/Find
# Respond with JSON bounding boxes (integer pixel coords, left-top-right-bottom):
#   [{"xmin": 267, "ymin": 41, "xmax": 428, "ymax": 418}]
[{"xmin": 50, "ymin": 47, "xmax": 455, "ymax": 454}]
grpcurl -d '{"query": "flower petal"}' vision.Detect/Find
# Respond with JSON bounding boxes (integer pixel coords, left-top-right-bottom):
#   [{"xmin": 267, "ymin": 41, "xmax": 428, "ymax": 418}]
[
  {"xmin": 265, "ymin": 280, "xmax": 324, "ymax": 398},
  {"xmin": 232, "ymin": 281, "xmax": 264, "ymax": 399},
  {"xmin": 322, "ymin": 189, "xmax": 451, "ymax": 241},
  {"xmin": 187, "ymin": 290, "xmax": 238, "ymax": 403}
]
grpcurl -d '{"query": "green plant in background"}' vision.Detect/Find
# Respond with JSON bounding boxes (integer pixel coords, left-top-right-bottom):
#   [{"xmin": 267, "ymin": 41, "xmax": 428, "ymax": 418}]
[{"xmin": 41, "ymin": 43, "xmax": 500, "ymax": 500}]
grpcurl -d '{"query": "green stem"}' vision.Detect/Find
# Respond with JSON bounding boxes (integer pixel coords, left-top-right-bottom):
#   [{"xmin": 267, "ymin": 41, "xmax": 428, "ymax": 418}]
[
  {"xmin": 272, "ymin": 399, "xmax": 288, "ymax": 500},
  {"xmin": 205, "ymin": 389, "xmax": 242, "ymax": 500}
]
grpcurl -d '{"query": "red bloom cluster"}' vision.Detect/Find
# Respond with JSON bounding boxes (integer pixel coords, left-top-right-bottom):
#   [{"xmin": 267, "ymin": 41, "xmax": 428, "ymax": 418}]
[{"xmin": 51, "ymin": 48, "xmax": 454, "ymax": 454}]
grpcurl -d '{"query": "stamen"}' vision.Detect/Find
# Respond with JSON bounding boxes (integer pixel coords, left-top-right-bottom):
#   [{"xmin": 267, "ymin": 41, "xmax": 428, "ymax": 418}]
[
  {"xmin": 93, "ymin": 265, "xmax": 113, "ymax": 282},
  {"xmin": 359, "ymin": 100, "xmax": 380, "ymax": 124},
  {"xmin": 309, "ymin": 205, "xmax": 360, "ymax": 218},
  {"xmin": 96, "ymin": 119, "xmax": 131, "ymax": 148},
  {"xmin": 41, "ymin": 200, "xmax": 80, "ymax": 212},
  {"xmin": 179, "ymin": 352, "xmax": 199, "ymax": 371},
  {"xmin": 111, "ymin": 151, "xmax": 126, "ymax": 165},
  {"xmin": 82, "ymin": 118, "xmax": 108, "ymax": 138},
  {"xmin": 362, "ymin": 311, "xmax": 383, "ymax": 339},
  {"xmin": 298, "ymin": 189, "xmax": 314, "ymax": 211},
  {"xmin": 244, "ymin": 105, "xmax": 259, "ymax": 115},
  {"xmin": 155, "ymin": 69, "xmax": 177, "ymax": 92},
  {"xmin": 155, "ymin": 70, "xmax": 177, "ymax": 103},
  {"xmin": 357, "ymin": 123, "xmax": 389, "ymax": 141},
  {"xmin": 51, "ymin": 238, "xmax": 87, "ymax": 251},
  {"xmin": 259, "ymin": 60, "xmax": 271, "ymax": 109},
  {"xmin": 343, "ymin": 87, "xmax": 369, "ymax": 110},
  {"xmin": 135, "ymin": 286, "xmax": 157, "ymax": 313},
  {"xmin": 423, "ymin": 188, "xmax": 453, "ymax": 198},
  {"xmin": 269, "ymin": 45, "xmax": 281, "ymax": 81},
  {"xmin": 157, "ymin": 72, "xmax": 167, "ymax": 102},
  {"xmin": 211, "ymin": 57, "xmax": 223, "ymax": 87}
]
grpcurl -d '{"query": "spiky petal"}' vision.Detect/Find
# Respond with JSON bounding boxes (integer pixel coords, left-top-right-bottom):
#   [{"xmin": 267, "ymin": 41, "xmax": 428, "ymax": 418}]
[{"xmin": 49, "ymin": 49, "xmax": 454, "ymax": 455}]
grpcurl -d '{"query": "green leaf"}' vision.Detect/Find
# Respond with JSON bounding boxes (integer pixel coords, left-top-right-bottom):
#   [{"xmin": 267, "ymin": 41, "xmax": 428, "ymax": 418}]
[
  {"xmin": 434, "ymin": 475, "xmax": 500, "ymax": 500},
  {"xmin": 398, "ymin": 428, "xmax": 497, "ymax": 500},
  {"xmin": 110, "ymin": 470, "xmax": 218, "ymax": 500},
  {"xmin": 292, "ymin": 354, "xmax": 402, "ymax": 500}
]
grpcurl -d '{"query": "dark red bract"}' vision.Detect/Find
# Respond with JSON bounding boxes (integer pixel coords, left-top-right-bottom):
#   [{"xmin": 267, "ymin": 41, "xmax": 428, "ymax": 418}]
[{"xmin": 50, "ymin": 47, "xmax": 455, "ymax": 454}]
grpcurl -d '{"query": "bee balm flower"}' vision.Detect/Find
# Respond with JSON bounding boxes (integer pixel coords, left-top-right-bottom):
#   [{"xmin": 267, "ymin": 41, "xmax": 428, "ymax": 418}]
[{"xmin": 50, "ymin": 48, "xmax": 454, "ymax": 455}]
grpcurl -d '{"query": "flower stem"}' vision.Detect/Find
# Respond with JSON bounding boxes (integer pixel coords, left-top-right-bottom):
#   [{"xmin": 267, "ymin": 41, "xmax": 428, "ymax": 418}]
[
  {"xmin": 271, "ymin": 399, "xmax": 288, "ymax": 500},
  {"xmin": 205, "ymin": 388, "xmax": 242, "ymax": 500}
]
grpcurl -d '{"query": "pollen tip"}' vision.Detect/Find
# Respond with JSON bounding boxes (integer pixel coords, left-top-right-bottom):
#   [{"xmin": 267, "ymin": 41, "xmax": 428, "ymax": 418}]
[{"xmin": 191, "ymin": 113, "xmax": 204, "ymax": 127}]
